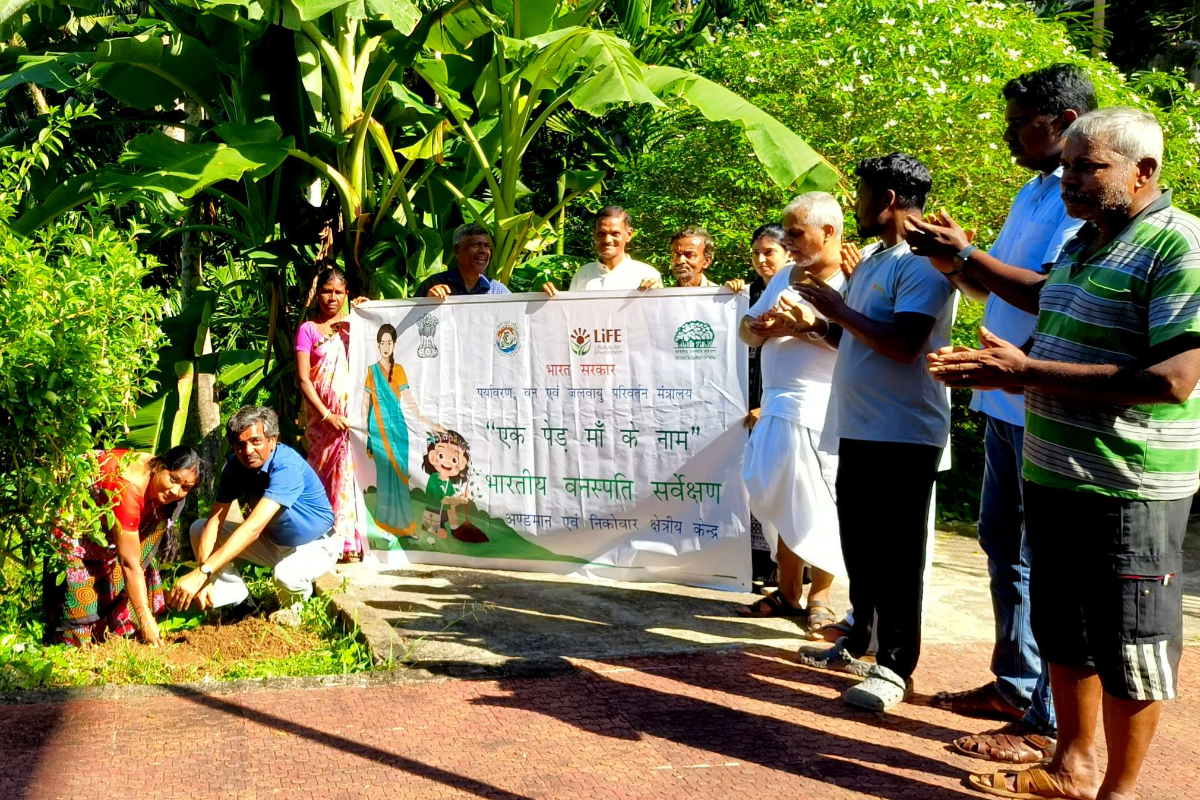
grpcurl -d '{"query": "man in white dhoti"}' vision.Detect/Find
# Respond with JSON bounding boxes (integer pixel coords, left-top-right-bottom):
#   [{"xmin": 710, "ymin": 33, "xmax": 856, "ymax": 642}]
[{"xmin": 736, "ymin": 192, "xmax": 848, "ymax": 636}]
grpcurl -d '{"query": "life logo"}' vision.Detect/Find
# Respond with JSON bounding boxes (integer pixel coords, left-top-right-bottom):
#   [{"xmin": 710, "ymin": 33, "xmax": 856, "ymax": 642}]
[
  {"xmin": 495, "ymin": 321, "xmax": 521, "ymax": 357},
  {"xmin": 570, "ymin": 328, "xmax": 592, "ymax": 356},
  {"xmin": 571, "ymin": 327, "xmax": 622, "ymax": 356},
  {"xmin": 673, "ymin": 320, "xmax": 717, "ymax": 360}
]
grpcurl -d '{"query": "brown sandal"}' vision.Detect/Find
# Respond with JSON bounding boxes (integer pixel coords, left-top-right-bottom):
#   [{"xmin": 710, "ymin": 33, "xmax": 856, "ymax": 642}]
[
  {"xmin": 967, "ymin": 767, "xmax": 1069, "ymax": 799},
  {"xmin": 737, "ymin": 590, "xmax": 807, "ymax": 618},
  {"xmin": 932, "ymin": 682, "xmax": 1026, "ymax": 721},
  {"xmin": 954, "ymin": 722, "xmax": 1056, "ymax": 764}
]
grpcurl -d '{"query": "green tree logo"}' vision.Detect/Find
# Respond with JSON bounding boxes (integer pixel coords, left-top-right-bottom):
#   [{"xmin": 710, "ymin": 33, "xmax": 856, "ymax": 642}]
[{"xmin": 674, "ymin": 321, "xmax": 715, "ymax": 349}]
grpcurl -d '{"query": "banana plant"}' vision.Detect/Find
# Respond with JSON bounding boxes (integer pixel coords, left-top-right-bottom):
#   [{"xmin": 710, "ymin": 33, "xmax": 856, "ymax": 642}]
[
  {"xmin": 408, "ymin": 0, "xmax": 839, "ymax": 282},
  {"xmin": 1, "ymin": 0, "xmax": 837, "ymax": 290}
]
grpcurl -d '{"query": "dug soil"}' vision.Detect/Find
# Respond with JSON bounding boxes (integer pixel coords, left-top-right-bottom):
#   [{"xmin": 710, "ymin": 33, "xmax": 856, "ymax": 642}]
[{"xmin": 82, "ymin": 616, "xmax": 324, "ymax": 680}]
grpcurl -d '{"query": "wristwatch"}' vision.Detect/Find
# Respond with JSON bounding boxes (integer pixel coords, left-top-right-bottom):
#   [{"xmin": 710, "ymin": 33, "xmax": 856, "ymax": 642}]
[{"xmin": 952, "ymin": 244, "xmax": 978, "ymax": 273}]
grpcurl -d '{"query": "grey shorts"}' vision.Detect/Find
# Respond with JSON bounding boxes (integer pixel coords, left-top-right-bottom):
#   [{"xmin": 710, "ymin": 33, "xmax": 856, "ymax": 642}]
[{"xmin": 1024, "ymin": 481, "xmax": 1185, "ymax": 702}]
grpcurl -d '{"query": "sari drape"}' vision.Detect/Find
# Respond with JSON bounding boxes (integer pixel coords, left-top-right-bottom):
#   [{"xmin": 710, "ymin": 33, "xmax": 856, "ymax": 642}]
[
  {"xmin": 304, "ymin": 324, "xmax": 364, "ymax": 555},
  {"xmin": 52, "ymin": 466, "xmax": 175, "ymax": 647},
  {"xmin": 365, "ymin": 361, "xmax": 416, "ymax": 537}
]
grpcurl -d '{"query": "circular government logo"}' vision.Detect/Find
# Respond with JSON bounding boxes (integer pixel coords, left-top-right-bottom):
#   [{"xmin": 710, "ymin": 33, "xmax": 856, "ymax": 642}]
[{"xmin": 495, "ymin": 321, "xmax": 521, "ymax": 356}]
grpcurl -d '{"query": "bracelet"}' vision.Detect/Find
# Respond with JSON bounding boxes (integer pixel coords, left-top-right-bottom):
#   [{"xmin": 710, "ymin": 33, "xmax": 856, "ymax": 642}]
[
  {"xmin": 806, "ymin": 319, "xmax": 828, "ymax": 341},
  {"xmin": 321, "ymin": 409, "xmax": 331, "ymax": 422}
]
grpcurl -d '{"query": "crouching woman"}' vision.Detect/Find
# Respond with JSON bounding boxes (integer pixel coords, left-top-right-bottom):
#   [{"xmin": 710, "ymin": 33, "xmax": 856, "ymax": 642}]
[{"xmin": 53, "ymin": 446, "xmax": 206, "ymax": 647}]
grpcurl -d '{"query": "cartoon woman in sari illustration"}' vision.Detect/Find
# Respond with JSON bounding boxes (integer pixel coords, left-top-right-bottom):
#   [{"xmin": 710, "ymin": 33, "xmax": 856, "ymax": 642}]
[{"xmin": 362, "ymin": 323, "xmax": 441, "ymax": 538}]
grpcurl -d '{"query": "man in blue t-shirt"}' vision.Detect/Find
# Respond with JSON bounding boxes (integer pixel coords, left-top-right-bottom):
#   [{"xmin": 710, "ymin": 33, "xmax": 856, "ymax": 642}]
[
  {"xmin": 906, "ymin": 65, "xmax": 1097, "ymax": 763},
  {"xmin": 169, "ymin": 406, "xmax": 338, "ymax": 627},
  {"xmin": 792, "ymin": 152, "xmax": 958, "ymax": 712}
]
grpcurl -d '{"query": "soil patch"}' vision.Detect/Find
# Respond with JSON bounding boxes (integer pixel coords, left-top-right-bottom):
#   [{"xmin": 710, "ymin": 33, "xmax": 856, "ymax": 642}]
[
  {"xmin": 77, "ymin": 615, "xmax": 325, "ymax": 683},
  {"xmin": 167, "ymin": 616, "xmax": 318, "ymax": 665}
]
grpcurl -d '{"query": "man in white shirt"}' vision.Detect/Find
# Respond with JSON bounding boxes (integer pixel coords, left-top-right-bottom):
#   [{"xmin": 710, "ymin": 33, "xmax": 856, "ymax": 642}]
[
  {"xmin": 737, "ymin": 194, "xmax": 848, "ymax": 634},
  {"xmin": 906, "ymin": 64, "xmax": 1096, "ymax": 764},
  {"xmin": 567, "ymin": 206, "xmax": 663, "ymax": 291}
]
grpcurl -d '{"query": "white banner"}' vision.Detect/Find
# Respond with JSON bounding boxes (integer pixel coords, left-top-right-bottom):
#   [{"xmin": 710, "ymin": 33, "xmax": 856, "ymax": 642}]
[{"xmin": 348, "ymin": 288, "xmax": 751, "ymax": 590}]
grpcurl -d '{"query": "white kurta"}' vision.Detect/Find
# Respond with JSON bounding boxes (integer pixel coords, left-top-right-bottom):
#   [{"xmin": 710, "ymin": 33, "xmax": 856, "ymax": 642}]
[{"xmin": 741, "ymin": 267, "xmax": 847, "ymax": 578}]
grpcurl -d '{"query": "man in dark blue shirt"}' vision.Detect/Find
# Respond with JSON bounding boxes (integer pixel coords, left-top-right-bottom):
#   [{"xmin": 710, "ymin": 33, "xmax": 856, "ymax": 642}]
[
  {"xmin": 416, "ymin": 223, "xmax": 512, "ymax": 298},
  {"xmin": 169, "ymin": 406, "xmax": 340, "ymax": 627}
]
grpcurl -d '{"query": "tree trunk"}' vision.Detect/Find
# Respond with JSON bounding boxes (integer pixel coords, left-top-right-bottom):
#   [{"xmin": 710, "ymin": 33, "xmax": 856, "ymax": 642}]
[{"xmin": 168, "ymin": 101, "xmax": 224, "ymax": 481}]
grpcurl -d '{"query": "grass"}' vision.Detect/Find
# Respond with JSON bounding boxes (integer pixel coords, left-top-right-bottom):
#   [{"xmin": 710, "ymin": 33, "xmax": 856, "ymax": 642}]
[
  {"xmin": 0, "ymin": 561, "xmax": 380, "ymax": 691},
  {"xmin": 366, "ymin": 486, "xmax": 590, "ymax": 564}
]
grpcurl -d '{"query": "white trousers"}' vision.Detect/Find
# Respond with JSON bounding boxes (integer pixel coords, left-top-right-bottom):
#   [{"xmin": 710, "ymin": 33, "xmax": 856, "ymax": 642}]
[{"xmin": 189, "ymin": 519, "xmax": 340, "ymax": 608}]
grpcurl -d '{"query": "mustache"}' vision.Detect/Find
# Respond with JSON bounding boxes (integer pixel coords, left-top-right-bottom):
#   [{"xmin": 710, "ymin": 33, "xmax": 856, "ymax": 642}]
[{"xmin": 1061, "ymin": 188, "xmax": 1094, "ymax": 204}]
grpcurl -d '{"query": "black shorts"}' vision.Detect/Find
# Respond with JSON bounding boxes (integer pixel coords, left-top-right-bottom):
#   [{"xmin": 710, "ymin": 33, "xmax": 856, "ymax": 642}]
[{"xmin": 1024, "ymin": 481, "xmax": 1185, "ymax": 702}]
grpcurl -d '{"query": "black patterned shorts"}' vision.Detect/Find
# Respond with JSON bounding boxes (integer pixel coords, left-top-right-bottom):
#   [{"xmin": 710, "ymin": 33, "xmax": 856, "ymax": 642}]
[{"xmin": 1024, "ymin": 481, "xmax": 1186, "ymax": 702}]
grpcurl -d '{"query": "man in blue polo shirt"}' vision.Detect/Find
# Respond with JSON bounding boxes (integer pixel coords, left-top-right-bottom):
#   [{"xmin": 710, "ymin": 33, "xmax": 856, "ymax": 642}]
[
  {"xmin": 416, "ymin": 223, "xmax": 511, "ymax": 298},
  {"xmin": 169, "ymin": 406, "xmax": 338, "ymax": 627}
]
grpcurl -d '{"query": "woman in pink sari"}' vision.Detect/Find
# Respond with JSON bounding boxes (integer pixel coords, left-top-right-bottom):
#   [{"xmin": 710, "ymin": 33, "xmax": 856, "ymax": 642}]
[{"xmin": 296, "ymin": 267, "xmax": 364, "ymax": 561}]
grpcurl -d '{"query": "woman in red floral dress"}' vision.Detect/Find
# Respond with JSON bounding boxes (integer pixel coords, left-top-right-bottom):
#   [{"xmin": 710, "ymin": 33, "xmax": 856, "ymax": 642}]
[{"xmin": 54, "ymin": 446, "xmax": 205, "ymax": 647}]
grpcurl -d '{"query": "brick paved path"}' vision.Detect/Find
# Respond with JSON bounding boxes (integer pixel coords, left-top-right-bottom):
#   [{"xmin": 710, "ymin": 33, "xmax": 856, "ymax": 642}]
[{"xmin": 4, "ymin": 644, "xmax": 1198, "ymax": 800}]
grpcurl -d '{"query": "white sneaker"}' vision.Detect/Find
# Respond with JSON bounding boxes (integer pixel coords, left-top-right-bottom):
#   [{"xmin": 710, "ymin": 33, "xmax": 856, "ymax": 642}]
[
  {"xmin": 842, "ymin": 664, "xmax": 913, "ymax": 712},
  {"xmin": 268, "ymin": 603, "xmax": 304, "ymax": 628}
]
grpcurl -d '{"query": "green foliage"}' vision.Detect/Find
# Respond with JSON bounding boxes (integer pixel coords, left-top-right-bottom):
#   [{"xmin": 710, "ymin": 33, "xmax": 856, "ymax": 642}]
[
  {"xmin": 1103, "ymin": 0, "xmax": 1197, "ymax": 75},
  {"xmin": 615, "ymin": 0, "xmax": 1200, "ymax": 275},
  {"xmin": 0, "ymin": 561, "xmax": 375, "ymax": 690},
  {"xmin": 0, "ymin": 114, "xmax": 164, "ymax": 578},
  {"xmin": 609, "ymin": 0, "xmax": 1200, "ymax": 519}
]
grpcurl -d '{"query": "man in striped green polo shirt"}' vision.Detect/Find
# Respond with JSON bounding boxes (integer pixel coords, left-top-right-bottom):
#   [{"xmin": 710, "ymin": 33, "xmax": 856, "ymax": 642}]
[{"xmin": 924, "ymin": 107, "xmax": 1199, "ymax": 800}]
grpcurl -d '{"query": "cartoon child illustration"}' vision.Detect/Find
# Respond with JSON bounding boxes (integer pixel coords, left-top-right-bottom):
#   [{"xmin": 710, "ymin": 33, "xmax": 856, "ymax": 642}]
[{"xmin": 421, "ymin": 430, "xmax": 472, "ymax": 539}]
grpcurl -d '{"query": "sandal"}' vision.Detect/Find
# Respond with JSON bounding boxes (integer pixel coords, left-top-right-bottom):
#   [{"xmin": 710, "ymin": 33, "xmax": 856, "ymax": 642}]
[
  {"xmin": 954, "ymin": 722, "xmax": 1056, "ymax": 765},
  {"xmin": 803, "ymin": 603, "xmax": 837, "ymax": 637},
  {"xmin": 797, "ymin": 636, "xmax": 873, "ymax": 676},
  {"xmin": 737, "ymin": 590, "xmax": 807, "ymax": 619},
  {"xmin": 933, "ymin": 682, "xmax": 1027, "ymax": 721},
  {"xmin": 966, "ymin": 767, "xmax": 1069, "ymax": 799}
]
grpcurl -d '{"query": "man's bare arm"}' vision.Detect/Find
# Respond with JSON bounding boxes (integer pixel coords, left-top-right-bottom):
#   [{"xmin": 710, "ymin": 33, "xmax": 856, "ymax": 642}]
[
  {"xmin": 1019, "ymin": 345, "xmax": 1200, "ymax": 405},
  {"xmin": 947, "ymin": 271, "xmax": 990, "ymax": 304},
  {"xmin": 201, "ymin": 499, "xmax": 281, "ymax": 572},
  {"xmin": 959, "ymin": 252, "xmax": 1047, "ymax": 315},
  {"xmin": 739, "ymin": 314, "xmax": 766, "ymax": 348},
  {"xmin": 196, "ymin": 502, "xmax": 232, "ymax": 563},
  {"xmin": 930, "ymin": 331, "xmax": 1200, "ymax": 405}
]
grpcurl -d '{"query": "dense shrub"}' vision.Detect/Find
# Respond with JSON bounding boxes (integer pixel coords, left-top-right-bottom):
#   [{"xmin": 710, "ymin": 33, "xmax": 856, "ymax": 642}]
[
  {"xmin": 0, "ymin": 123, "xmax": 164, "ymax": 593},
  {"xmin": 611, "ymin": 0, "xmax": 1200, "ymax": 519}
]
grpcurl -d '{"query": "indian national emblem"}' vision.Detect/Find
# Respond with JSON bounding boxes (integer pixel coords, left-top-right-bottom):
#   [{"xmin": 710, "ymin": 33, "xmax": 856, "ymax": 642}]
[{"xmin": 417, "ymin": 313, "xmax": 439, "ymax": 358}]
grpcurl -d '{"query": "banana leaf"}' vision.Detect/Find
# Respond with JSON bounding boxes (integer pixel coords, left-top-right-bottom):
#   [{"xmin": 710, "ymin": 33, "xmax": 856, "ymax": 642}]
[
  {"xmin": 642, "ymin": 65, "xmax": 841, "ymax": 191},
  {"xmin": 121, "ymin": 288, "xmax": 216, "ymax": 453}
]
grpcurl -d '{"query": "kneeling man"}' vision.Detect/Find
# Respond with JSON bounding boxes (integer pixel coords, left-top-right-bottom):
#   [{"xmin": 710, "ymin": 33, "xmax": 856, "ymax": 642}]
[{"xmin": 170, "ymin": 406, "xmax": 340, "ymax": 627}]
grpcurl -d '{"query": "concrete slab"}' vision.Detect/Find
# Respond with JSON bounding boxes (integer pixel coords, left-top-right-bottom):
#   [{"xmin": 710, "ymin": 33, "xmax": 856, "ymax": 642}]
[{"xmin": 322, "ymin": 525, "xmax": 1200, "ymax": 671}]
